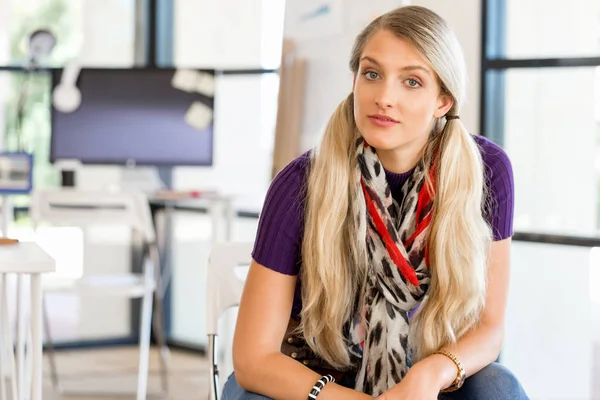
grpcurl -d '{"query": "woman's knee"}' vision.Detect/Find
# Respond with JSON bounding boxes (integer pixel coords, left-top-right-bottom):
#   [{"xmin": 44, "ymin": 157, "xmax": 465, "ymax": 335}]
[
  {"xmin": 440, "ymin": 363, "xmax": 528, "ymax": 400},
  {"xmin": 222, "ymin": 373, "xmax": 273, "ymax": 400}
]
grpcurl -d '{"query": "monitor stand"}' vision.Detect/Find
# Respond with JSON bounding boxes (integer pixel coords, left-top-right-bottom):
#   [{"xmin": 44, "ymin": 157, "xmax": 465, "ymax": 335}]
[{"xmin": 119, "ymin": 166, "xmax": 167, "ymax": 194}]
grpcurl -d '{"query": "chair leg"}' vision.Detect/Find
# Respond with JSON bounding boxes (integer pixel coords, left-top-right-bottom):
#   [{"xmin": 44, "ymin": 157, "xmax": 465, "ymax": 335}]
[
  {"xmin": 208, "ymin": 334, "xmax": 219, "ymax": 400},
  {"xmin": 149, "ymin": 243, "xmax": 169, "ymax": 398},
  {"xmin": 136, "ymin": 260, "xmax": 154, "ymax": 400},
  {"xmin": 1, "ymin": 275, "xmax": 18, "ymax": 400},
  {"xmin": 23, "ymin": 329, "xmax": 33, "ymax": 400},
  {"xmin": 42, "ymin": 294, "xmax": 62, "ymax": 394},
  {"xmin": 152, "ymin": 292, "xmax": 169, "ymax": 398}
]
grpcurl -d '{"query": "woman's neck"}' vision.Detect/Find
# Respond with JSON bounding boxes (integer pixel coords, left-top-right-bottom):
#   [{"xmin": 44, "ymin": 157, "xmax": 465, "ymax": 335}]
[{"xmin": 377, "ymin": 143, "xmax": 424, "ymax": 174}]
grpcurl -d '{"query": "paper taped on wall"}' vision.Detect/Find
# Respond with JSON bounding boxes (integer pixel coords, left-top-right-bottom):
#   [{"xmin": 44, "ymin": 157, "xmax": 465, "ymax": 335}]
[
  {"xmin": 185, "ymin": 101, "xmax": 213, "ymax": 131},
  {"xmin": 171, "ymin": 69, "xmax": 198, "ymax": 93},
  {"xmin": 172, "ymin": 69, "xmax": 216, "ymax": 98}
]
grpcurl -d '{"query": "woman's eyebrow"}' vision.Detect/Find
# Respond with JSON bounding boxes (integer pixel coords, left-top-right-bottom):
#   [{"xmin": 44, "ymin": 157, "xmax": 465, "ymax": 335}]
[{"xmin": 360, "ymin": 56, "xmax": 431, "ymax": 76}]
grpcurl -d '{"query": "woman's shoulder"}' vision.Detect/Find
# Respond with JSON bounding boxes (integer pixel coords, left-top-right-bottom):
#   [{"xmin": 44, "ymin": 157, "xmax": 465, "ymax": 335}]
[
  {"xmin": 251, "ymin": 151, "xmax": 311, "ymax": 275},
  {"xmin": 471, "ymin": 134, "xmax": 513, "ymax": 177},
  {"xmin": 273, "ymin": 151, "xmax": 312, "ymax": 183},
  {"xmin": 267, "ymin": 150, "xmax": 312, "ymax": 203},
  {"xmin": 471, "ymin": 134, "xmax": 515, "ymax": 240}
]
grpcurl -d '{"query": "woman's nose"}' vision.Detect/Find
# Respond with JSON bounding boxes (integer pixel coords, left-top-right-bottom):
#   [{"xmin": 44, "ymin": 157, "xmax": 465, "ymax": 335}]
[{"xmin": 374, "ymin": 84, "xmax": 394, "ymax": 109}]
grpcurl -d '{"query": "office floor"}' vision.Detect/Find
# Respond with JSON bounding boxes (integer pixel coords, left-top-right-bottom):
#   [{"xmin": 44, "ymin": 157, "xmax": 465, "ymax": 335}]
[{"xmin": 42, "ymin": 346, "xmax": 209, "ymax": 400}]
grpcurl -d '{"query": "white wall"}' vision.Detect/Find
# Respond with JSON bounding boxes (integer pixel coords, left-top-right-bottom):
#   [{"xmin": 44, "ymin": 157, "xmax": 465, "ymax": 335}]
[{"xmin": 504, "ymin": 242, "xmax": 596, "ymax": 400}]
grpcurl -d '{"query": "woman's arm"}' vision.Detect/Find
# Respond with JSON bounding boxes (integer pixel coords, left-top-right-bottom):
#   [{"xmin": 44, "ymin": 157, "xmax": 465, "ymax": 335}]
[
  {"xmin": 412, "ymin": 237, "xmax": 512, "ymax": 390},
  {"xmin": 233, "ymin": 260, "xmax": 372, "ymax": 400}
]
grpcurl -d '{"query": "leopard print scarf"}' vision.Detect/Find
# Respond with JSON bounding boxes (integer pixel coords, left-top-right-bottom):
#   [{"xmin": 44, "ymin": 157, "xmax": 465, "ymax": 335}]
[{"xmin": 351, "ymin": 138, "xmax": 434, "ymax": 396}]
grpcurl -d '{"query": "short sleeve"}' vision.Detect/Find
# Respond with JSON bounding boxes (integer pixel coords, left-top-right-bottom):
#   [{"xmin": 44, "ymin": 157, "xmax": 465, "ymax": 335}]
[
  {"xmin": 251, "ymin": 152, "xmax": 311, "ymax": 275},
  {"xmin": 475, "ymin": 136, "xmax": 515, "ymax": 241}
]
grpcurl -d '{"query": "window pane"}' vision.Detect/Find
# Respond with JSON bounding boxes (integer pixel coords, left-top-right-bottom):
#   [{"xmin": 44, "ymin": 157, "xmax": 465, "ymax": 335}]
[
  {"xmin": 78, "ymin": 0, "xmax": 136, "ymax": 67},
  {"xmin": 486, "ymin": 67, "xmax": 600, "ymax": 236},
  {"xmin": 1, "ymin": 70, "xmax": 57, "ymax": 204},
  {"xmin": 2, "ymin": 0, "xmax": 136, "ymax": 68},
  {"xmin": 5, "ymin": 0, "xmax": 83, "ymax": 67},
  {"xmin": 492, "ymin": 0, "xmax": 600, "ymax": 58},
  {"xmin": 174, "ymin": 0, "xmax": 281, "ymax": 68},
  {"xmin": 0, "ymin": 1, "xmax": 9, "ymax": 65}
]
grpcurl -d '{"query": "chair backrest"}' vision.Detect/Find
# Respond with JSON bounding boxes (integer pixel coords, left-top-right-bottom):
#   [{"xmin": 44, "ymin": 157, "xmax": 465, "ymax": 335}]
[
  {"xmin": 29, "ymin": 188, "xmax": 156, "ymax": 244},
  {"xmin": 206, "ymin": 242, "xmax": 253, "ymax": 335}
]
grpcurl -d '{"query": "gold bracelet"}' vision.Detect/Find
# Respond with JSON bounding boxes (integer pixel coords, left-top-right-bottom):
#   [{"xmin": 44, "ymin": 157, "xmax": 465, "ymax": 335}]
[{"xmin": 433, "ymin": 350, "xmax": 466, "ymax": 393}]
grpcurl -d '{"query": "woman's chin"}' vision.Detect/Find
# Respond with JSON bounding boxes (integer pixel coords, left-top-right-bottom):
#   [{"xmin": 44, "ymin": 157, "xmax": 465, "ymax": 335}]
[{"xmin": 361, "ymin": 134, "xmax": 400, "ymax": 151}]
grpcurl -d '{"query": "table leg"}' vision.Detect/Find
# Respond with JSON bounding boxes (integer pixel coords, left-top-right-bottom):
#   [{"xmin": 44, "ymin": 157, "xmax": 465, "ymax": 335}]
[
  {"xmin": 16, "ymin": 275, "xmax": 25, "ymax": 400},
  {"xmin": 224, "ymin": 199, "xmax": 235, "ymax": 241},
  {"xmin": 209, "ymin": 201, "xmax": 223, "ymax": 244},
  {"xmin": 0, "ymin": 273, "xmax": 7, "ymax": 400},
  {"xmin": 29, "ymin": 274, "xmax": 41, "ymax": 400}
]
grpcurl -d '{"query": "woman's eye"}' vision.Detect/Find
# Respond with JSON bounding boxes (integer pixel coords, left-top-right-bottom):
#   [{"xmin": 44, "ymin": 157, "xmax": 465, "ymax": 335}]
[
  {"xmin": 406, "ymin": 79, "xmax": 421, "ymax": 88},
  {"xmin": 364, "ymin": 71, "xmax": 379, "ymax": 80}
]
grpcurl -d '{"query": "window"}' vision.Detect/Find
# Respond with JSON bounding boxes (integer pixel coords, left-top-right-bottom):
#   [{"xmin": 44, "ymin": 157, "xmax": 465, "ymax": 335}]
[
  {"xmin": 483, "ymin": 0, "xmax": 600, "ymax": 238},
  {"xmin": 483, "ymin": 3, "xmax": 600, "ymax": 399},
  {"xmin": 0, "ymin": 0, "xmax": 134, "ymax": 343},
  {"xmin": 3, "ymin": 0, "xmax": 83, "ymax": 198}
]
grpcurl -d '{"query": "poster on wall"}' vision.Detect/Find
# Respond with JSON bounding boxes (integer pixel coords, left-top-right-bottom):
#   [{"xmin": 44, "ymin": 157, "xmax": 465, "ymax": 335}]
[{"xmin": 285, "ymin": 0, "xmax": 344, "ymax": 40}]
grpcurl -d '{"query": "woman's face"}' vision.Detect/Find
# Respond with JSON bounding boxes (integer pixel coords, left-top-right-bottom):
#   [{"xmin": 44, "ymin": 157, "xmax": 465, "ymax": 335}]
[{"xmin": 353, "ymin": 30, "xmax": 453, "ymax": 160}]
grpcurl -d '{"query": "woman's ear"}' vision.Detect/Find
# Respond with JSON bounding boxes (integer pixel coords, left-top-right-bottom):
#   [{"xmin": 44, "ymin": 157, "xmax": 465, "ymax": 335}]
[{"xmin": 433, "ymin": 94, "xmax": 454, "ymax": 119}]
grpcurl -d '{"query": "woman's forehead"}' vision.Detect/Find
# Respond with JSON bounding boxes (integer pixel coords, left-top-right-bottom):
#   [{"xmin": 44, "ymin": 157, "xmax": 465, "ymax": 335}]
[{"xmin": 360, "ymin": 30, "xmax": 432, "ymax": 74}]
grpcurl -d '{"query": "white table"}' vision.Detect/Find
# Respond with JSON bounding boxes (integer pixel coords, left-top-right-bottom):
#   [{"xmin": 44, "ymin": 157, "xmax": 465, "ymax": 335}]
[
  {"xmin": 0, "ymin": 242, "xmax": 55, "ymax": 400},
  {"xmin": 150, "ymin": 194, "xmax": 237, "ymax": 242}
]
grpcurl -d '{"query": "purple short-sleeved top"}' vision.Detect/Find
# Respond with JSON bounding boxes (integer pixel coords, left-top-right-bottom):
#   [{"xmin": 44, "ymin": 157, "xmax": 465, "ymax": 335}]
[{"xmin": 252, "ymin": 135, "xmax": 514, "ymax": 320}]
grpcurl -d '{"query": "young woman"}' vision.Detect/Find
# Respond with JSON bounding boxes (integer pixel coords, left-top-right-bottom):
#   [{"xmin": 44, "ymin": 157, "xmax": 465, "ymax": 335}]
[{"xmin": 224, "ymin": 5, "xmax": 528, "ymax": 400}]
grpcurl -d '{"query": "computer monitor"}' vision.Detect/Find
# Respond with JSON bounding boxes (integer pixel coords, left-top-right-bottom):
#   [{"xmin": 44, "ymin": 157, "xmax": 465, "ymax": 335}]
[{"xmin": 50, "ymin": 68, "xmax": 214, "ymax": 166}]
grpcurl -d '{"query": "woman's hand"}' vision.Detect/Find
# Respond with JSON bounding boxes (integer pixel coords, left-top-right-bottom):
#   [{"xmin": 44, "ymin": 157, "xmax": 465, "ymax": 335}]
[
  {"xmin": 376, "ymin": 355, "xmax": 454, "ymax": 400},
  {"xmin": 375, "ymin": 366, "xmax": 440, "ymax": 400}
]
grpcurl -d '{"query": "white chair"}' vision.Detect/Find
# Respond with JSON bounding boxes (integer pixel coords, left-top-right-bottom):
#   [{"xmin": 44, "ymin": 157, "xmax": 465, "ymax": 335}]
[
  {"xmin": 29, "ymin": 188, "xmax": 169, "ymax": 400},
  {"xmin": 206, "ymin": 242, "xmax": 253, "ymax": 400}
]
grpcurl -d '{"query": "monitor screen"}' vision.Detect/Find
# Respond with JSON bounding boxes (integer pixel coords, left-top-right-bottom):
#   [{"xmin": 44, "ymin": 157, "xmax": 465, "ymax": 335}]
[{"xmin": 50, "ymin": 68, "xmax": 214, "ymax": 166}]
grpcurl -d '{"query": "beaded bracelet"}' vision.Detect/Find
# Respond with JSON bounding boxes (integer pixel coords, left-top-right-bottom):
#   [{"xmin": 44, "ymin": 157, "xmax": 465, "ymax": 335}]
[{"xmin": 307, "ymin": 374, "xmax": 335, "ymax": 400}]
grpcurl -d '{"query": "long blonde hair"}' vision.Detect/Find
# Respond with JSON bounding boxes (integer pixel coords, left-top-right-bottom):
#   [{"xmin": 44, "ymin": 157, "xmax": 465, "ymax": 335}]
[{"xmin": 300, "ymin": 6, "xmax": 492, "ymax": 369}]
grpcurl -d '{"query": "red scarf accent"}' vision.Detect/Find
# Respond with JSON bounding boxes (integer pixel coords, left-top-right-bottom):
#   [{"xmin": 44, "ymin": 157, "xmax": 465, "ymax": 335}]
[{"xmin": 360, "ymin": 165, "xmax": 436, "ymax": 286}]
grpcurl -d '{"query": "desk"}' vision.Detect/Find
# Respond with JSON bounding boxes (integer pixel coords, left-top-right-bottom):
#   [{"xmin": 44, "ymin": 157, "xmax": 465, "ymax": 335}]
[
  {"xmin": 147, "ymin": 194, "xmax": 239, "ymax": 301},
  {"xmin": 143, "ymin": 195, "xmax": 261, "ymax": 344},
  {"xmin": 149, "ymin": 194, "xmax": 237, "ymax": 244},
  {"xmin": 0, "ymin": 242, "xmax": 56, "ymax": 400}
]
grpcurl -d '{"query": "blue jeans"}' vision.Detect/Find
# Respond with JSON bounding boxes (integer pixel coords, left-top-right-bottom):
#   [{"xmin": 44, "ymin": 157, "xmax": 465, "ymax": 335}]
[{"xmin": 222, "ymin": 363, "xmax": 529, "ymax": 399}]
